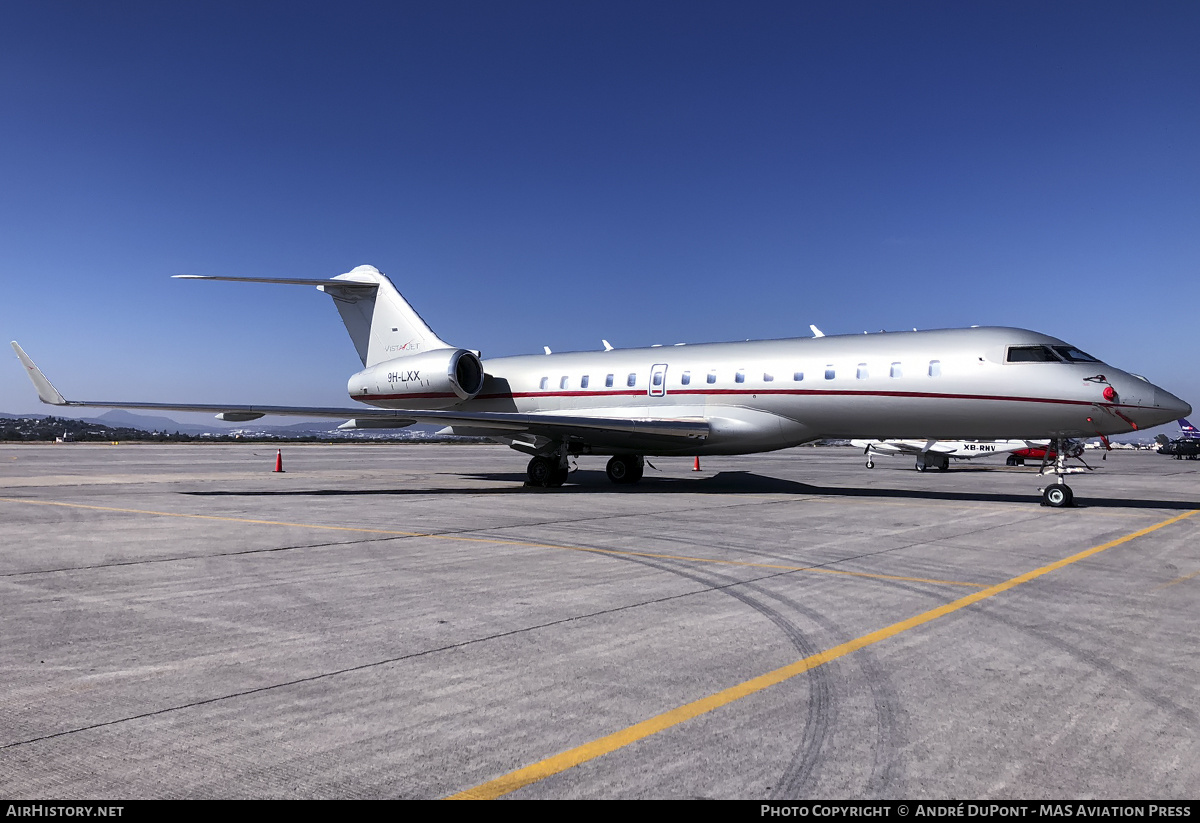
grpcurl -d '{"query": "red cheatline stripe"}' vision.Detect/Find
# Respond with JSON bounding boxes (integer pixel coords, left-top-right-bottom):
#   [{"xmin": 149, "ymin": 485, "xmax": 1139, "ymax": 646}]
[{"xmin": 361, "ymin": 387, "xmax": 1148, "ymax": 411}]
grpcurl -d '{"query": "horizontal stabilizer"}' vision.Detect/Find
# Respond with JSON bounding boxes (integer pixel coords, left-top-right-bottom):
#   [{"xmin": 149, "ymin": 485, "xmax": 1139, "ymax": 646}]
[{"xmin": 172, "ymin": 275, "xmax": 376, "ymax": 290}]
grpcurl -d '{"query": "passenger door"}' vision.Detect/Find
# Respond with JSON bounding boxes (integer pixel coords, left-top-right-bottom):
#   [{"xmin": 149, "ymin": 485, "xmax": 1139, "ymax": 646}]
[{"xmin": 649, "ymin": 363, "xmax": 668, "ymax": 398}]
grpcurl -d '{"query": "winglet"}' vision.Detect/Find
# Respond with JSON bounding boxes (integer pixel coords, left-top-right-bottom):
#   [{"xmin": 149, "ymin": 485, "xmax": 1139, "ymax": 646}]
[{"xmin": 10, "ymin": 342, "xmax": 68, "ymax": 405}]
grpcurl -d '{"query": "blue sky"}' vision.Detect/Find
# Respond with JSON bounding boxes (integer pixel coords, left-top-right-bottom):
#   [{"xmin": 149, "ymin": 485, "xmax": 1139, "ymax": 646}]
[{"xmin": 2, "ymin": 1, "xmax": 1197, "ymax": 427}]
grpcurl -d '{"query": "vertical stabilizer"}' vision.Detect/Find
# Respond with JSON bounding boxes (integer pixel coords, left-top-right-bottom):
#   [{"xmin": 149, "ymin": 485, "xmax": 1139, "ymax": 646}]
[{"xmin": 321, "ymin": 265, "xmax": 451, "ymax": 366}]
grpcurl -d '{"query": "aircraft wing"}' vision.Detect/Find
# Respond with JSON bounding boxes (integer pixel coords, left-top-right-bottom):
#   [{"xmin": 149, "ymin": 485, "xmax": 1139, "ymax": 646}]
[
  {"xmin": 851, "ymin": 439, "xmax": 951, "ymax": 455},
  {"xmin": 11, "ymin": 342, "xmax": 709, "ymax": 448}
]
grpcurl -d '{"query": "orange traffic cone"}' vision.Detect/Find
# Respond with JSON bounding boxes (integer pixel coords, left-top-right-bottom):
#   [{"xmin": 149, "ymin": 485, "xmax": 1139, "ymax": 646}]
[
  {"xmin": 693, "ymin": 456, "xmax": 701, "ymax": 471},
  {"xmin": 273, "ymin": 449, "xmax": 284, "ymax": 473}
]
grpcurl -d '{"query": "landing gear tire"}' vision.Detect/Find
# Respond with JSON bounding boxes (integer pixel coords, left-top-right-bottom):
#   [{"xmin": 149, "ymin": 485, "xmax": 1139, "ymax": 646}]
[
  {"xmin": 606, "ymin": 455, "xmax": 644, "ymax": 485},
  {"xmin": 1006, "ymin": 455, "xmax": 1023, "ymax": 467},
  {"xmin": 917, "ymin": 455, "xmax": 950, "ymax": 471},
  {"xmin": 1041, "ymin": 484, "xmax": 1074, "ymax": 508},
  {"xmin": 526, "ymin": 456, "xmax": 566, "ymax": 488},
  {"xmin": 866, "ymin": 460, "xmax": 874, "ymax": 469}
]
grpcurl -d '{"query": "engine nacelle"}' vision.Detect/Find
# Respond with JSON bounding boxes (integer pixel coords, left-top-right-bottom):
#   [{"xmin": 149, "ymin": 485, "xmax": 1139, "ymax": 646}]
[{"xmin": 348, "ymin": 348, "xmax": 485, "ymax": 409}]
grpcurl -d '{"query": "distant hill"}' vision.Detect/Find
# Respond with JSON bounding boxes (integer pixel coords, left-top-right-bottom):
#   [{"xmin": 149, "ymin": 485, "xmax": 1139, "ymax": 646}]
[
  {"xmin": 0, "ymin": 410, "xmax": 457, "ymax": 442},
  {"xmin": 90, "ymin": 409, "xmax": 234, "ymax": 435}
]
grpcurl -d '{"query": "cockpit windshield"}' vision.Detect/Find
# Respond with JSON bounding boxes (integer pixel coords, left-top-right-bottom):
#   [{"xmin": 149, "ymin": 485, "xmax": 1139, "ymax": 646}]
[
  {"xmin": 1051, "ymin": 346, "xmax": 1100, "ymax": 363},
  {"xmin": 1006, "ymin": 345, "xmax": 1059, "ymax": 363},
  {"xmin": 1006, "ymin": 344, "xmax": 1102, "ymax": 364}
]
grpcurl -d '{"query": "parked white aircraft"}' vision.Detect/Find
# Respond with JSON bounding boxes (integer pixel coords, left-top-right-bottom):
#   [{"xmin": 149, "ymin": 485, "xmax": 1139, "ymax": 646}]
[
  {"xmin": 11, "ymin": 265, "xmax": 1191, "ymax": 506},
  {"xmin": 850, "ymin": 439, "xmax": 1041, "ymax": 471}
]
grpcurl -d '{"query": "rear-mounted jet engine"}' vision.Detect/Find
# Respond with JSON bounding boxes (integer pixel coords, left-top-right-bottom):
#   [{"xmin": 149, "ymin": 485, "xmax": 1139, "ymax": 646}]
[{"xmin": 348, "ymin": 348, "xmax": 485, "ymax": 409}]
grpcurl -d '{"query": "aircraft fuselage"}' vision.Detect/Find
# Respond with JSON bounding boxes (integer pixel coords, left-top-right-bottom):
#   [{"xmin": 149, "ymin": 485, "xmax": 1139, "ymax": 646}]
[{"xmin": 350, "ymin": 326, "xmax": 1188, "ymax": 456}]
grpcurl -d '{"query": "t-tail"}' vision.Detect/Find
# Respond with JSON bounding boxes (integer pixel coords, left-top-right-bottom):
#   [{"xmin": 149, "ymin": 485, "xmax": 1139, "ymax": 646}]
[
  {"xmin": 173, "ymin": 265, "xmax": 485, "ymax": 407},
  {"xmin": 175, "ymin": 264, "xmax": 449, "ymax": 366}
]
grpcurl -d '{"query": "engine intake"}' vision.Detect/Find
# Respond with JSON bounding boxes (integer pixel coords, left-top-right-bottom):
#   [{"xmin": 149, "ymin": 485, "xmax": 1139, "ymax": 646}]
[{"xmin": 348, "ymin": 348, "xmax": 485, "ymax": 409}]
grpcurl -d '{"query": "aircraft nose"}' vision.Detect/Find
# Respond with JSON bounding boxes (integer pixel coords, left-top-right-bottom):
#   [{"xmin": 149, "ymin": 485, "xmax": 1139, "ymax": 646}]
[{"xmin": 1155, "ymin": 387, "xmax": 1192, "ymax": 418}]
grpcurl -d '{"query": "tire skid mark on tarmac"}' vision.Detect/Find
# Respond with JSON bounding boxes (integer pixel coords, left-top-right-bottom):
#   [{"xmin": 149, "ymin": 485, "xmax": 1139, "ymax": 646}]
[
  {"xmin": 0, "ymin": 550, "xmax": 847, "ymax": 753},
  {"xmin": 0, "ymin": 496, "xmax": 984, "ymax": 588},
  {"xmin": 448, "ymin": 509, "xmax": 1198, "ymax": 800},
  {"xmin": 737, "ymin": 581, "xmax": 911, "ymax": 799}
]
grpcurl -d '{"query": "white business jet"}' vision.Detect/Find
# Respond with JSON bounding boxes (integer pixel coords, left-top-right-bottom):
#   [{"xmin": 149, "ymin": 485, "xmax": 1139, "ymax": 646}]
[
  {"xmin": 11, "ymin": 265, "xmax": 1191, "ymax": 507},
  {"xmin": 850, "ymin": 439, "xmax": 1041, "ymax": 471}
]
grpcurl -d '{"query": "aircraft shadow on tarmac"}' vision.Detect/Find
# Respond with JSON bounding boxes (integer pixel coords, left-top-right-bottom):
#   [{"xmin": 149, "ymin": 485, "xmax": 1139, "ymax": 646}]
[{"xmin": 182, "ymin": 470, "xmax": 1200, "ymax": 511}]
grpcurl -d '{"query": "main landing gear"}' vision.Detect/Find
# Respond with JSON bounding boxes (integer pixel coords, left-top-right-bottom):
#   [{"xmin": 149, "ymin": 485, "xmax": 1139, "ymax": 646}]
[
  {"xmin": 524, "ymin": 452, "xmax": 646, "ymax": 488},
  {"xmin": 1037, "ymin": 437, "xmax": 1091, "ymax": 508},
  {"xmin": 525, "ymin": 455, "xmax": 569, "ymax": 488},
  {"xmin": 605, "ymin": 455, "xmax": 644, "ymax": 485}
]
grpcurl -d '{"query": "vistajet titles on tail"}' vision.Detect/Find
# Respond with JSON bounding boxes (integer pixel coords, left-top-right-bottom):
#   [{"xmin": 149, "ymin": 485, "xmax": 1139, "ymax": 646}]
[{"xmin": 11, "ymin": 265, "xmax": 1190, "ymax": 506}]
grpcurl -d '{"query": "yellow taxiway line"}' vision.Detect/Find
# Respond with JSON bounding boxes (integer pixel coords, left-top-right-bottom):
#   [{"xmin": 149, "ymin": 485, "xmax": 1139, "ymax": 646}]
[{"xmin": 448, "ymin": 508, "xmax": 1197, "ymax": 799}]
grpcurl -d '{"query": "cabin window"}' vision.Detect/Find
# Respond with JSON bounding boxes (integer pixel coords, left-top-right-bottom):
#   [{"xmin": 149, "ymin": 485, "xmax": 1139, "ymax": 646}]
[
  {"xmin": 735, "ymin": 370, "xmax": 745, "ymax": 384},
  {"xmin": 707, "ymin": 370, "xmax": 717, "ymax": 384},
  {"xmin": 652, "ymin": 372, "xmax": 663, "ymax": 387},
  {"xmin": 560, "ymin": 376, "xmax": 569, "ymax": 390},
  {"xmin": 627, "ymin": 373, "xmax": 637, "ymax": 387},
  {"xmin": 856, "ymin": 363, "xmax": 868, "ymax": 380},
  {"xmin": 763, "ymin": 373, "xmax": 774, "ymax": 382},
  {"xmin": 681, "ymin": 371, "xmax": 691, "ymax": 386},
  {"xmin": 580, "ymin": 375, "xmax": 590, "ymax": 389},
  {"xmin": 539, "ymin": 377, "xmax": 548, "ymax": 390},
  {"xmin": 928, "ymin": 360, "xmax": 941, "ymax": 377},
  {"xmin": 793, "ymin": 371, "xmax": 804, "ymax": 381},
  {"xmin": 825, "ymin": 365, "xmax": 835, "ymax": 380},
  {"xmin": 890, "ymin": 362, "xmax": 902, "ymax": 378},
  {"xmin": 605, "ymin": 374, "xmax": 614, "ymax": 388}
]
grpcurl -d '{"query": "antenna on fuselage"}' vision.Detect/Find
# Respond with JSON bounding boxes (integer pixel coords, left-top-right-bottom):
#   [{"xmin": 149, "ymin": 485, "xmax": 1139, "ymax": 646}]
[
  {"xmin": 809, "ymin": 325, "xmax": 825, "ymax": 338},
  {"xmin": 543, "ymin": 346, "xmax": 552, "ymax": 355},
  {"xmin": 602, "ymin": 340, "xmax": 614, "ymax": 351}
]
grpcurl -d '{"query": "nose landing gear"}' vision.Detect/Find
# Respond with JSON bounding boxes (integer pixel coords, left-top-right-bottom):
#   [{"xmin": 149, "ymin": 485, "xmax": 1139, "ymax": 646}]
[{"xmin": 1037, "ymin": 437, "xmax": 1092, "ymax": 507}]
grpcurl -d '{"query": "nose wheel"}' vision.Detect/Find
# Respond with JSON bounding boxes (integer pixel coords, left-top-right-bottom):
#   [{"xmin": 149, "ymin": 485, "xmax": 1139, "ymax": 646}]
[{"xmin": 1041, "ymin": 483, "xmax": 1074, "ymax": 508}]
